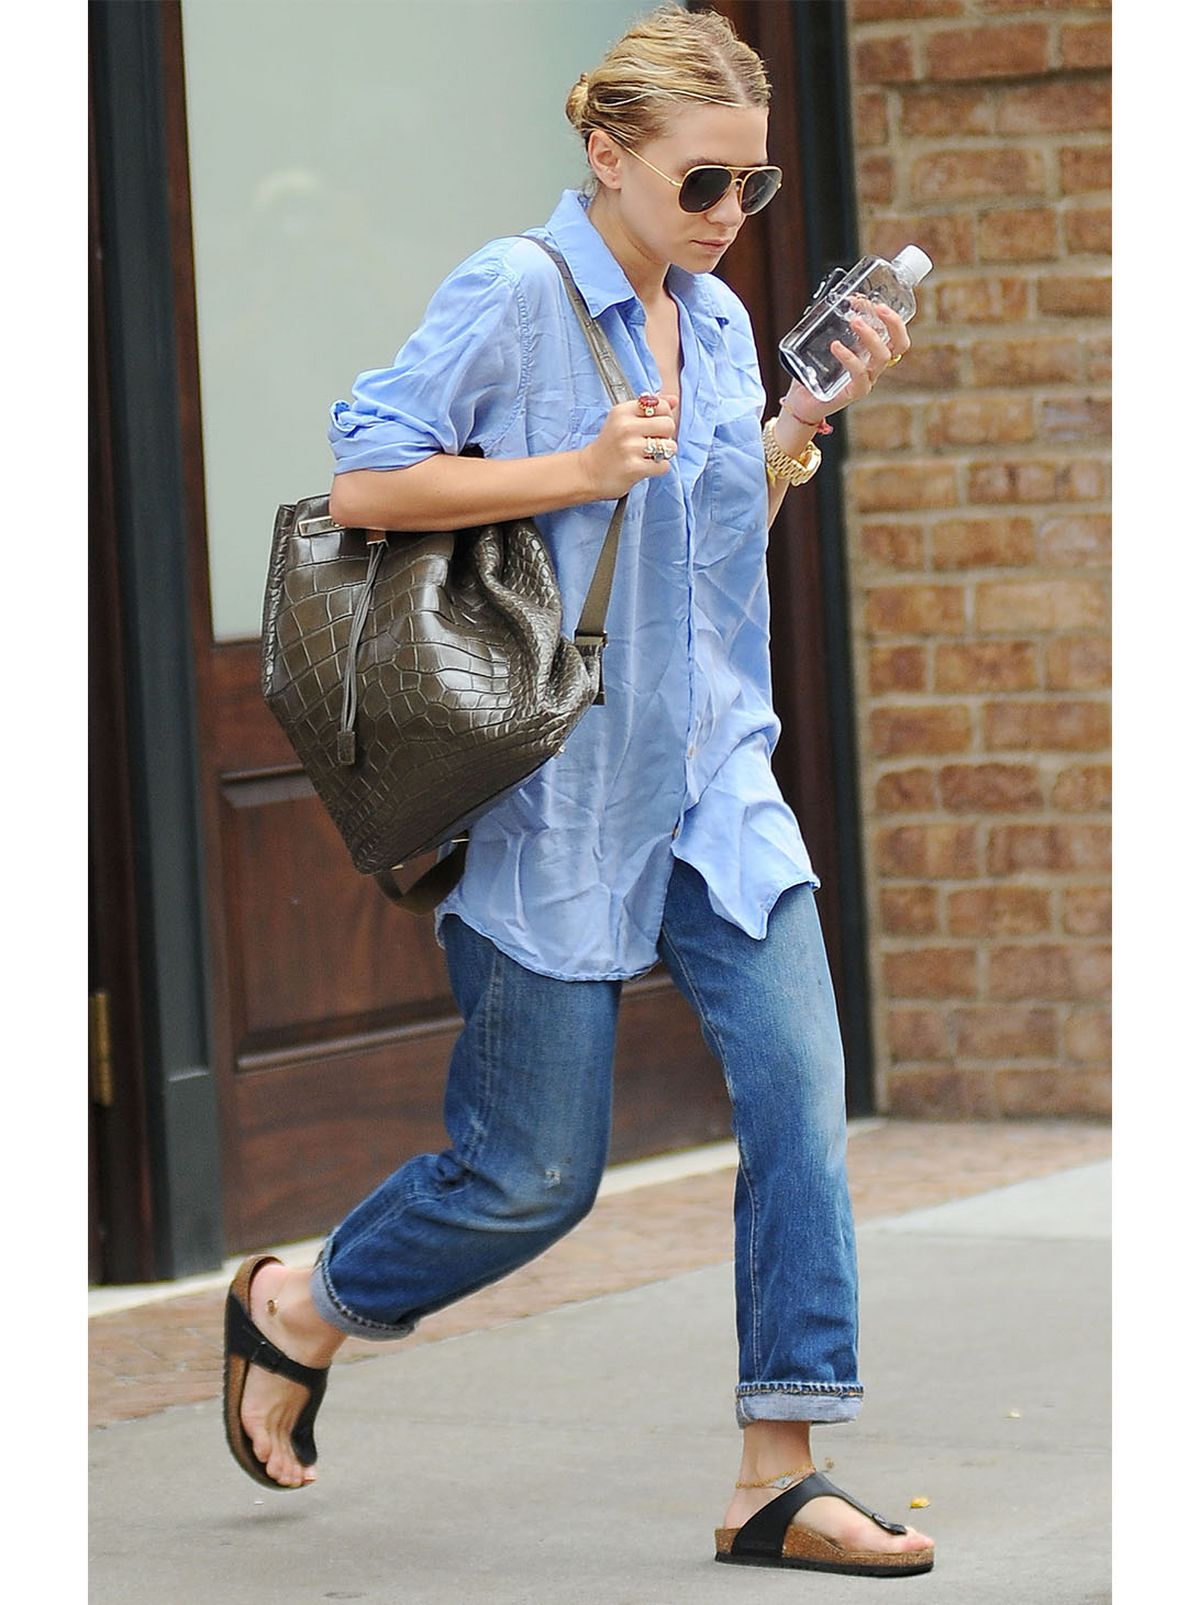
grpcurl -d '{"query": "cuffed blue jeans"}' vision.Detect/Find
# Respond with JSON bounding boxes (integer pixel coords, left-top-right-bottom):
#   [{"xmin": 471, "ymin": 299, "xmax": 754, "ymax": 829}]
[{"xmin": 311, "ymin": 857, "xmax": 863, "ymax": 1426}]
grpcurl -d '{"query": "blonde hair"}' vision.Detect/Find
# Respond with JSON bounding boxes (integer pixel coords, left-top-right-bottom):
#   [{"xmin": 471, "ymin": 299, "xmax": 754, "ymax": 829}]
[{"xmin": 565, "ymin": 4, "xmax": 770, "ymax": 185}]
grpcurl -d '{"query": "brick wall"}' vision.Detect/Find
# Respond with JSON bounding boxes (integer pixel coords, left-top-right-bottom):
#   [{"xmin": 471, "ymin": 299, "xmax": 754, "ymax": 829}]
[{"xmin": 842, "ymin": 0, "xmax": 1111, "ymax": 1118}]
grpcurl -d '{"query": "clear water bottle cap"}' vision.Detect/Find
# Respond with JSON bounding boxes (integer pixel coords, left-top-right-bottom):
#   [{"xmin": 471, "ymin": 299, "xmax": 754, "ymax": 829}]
[{"xmin": 893, "ymin": 245, "xmax": 933, "ymax": 285}]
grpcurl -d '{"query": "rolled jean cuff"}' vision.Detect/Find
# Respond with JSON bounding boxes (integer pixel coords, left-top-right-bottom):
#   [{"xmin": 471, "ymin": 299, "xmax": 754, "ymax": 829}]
[
  {"xmin": 735, "ymin": 1383, "xmax": 864, "ymax": 1428},
  {"xmin": 309, "ymin": 1247, "xmax": 418, "ymax": 1344}
]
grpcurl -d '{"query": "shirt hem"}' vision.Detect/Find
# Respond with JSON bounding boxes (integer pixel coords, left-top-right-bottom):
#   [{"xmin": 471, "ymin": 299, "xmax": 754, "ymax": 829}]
[{"xmin": 436, "ymin": 905, "xmax": 661, "ymax": 983}]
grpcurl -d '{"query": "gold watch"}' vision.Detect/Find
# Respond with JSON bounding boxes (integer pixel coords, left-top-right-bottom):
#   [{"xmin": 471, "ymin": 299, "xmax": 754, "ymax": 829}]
[{"xmin": 762, "ymin": 416, "xmax": 822, "ymax": 487}]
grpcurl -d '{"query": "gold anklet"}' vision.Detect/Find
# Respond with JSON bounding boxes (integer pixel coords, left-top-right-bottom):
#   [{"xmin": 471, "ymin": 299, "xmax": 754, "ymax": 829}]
[{"xmin": 735, "ymin": 1464, "xmax": 816, "ymax": 1490}]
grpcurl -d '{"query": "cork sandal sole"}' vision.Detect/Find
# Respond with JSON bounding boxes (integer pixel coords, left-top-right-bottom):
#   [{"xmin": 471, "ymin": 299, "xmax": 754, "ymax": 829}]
[
  {"xmin": 713, "ymin": 1470, "xmax": 934, "ymax": 1578},
  {"xmin": 222, "ymin": 1254, "xmax": 330, "ymax": 1492}
]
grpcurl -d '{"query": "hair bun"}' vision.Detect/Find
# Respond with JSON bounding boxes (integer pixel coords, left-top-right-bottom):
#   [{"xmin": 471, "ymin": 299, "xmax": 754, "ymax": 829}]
[{"xmin": 565, "ymin": 72, "xmax": 590, "ymax": 130}]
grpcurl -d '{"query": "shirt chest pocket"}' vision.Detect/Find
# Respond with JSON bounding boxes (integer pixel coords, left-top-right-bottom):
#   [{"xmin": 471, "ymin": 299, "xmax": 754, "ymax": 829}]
[{"xmin": 697, "ymin": 399, "xmax": 767, "ymax": 564}]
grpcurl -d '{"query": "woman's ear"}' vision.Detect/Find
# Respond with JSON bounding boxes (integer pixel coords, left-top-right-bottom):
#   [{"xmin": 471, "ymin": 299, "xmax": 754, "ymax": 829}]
[{"xmin": 586, "ymin": 129, "xmax": 623, "ymax": 194}]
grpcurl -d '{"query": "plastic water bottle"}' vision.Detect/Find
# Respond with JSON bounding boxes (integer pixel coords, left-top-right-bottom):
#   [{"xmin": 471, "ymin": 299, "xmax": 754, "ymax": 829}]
[{"xmin": 778, "ymin": 245, "xmax": 933, "ymax": 403}]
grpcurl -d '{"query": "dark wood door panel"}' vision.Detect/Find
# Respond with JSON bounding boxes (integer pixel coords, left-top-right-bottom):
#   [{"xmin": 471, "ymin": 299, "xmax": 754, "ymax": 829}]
[{"xmin": 221, "ymin": 772, "xmax": 453, "ymax": 1050}]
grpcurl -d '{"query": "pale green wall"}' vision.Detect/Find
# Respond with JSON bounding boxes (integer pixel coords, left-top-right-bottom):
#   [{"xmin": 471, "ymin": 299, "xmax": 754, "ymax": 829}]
[{"xmin": 181, "ymin": 0, "xmax": 662, "ymax": 640}]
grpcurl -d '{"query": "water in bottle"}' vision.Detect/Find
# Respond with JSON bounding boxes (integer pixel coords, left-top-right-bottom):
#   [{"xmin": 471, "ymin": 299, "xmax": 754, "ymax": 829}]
[{"xmin": 778, "ymin": 245, "xmax": 933, "ymax": 403}]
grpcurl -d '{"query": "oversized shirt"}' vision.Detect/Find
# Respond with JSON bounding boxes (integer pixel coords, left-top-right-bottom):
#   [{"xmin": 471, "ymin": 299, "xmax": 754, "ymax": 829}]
[{"xmin": 329, "ymin": 187, "xmax": 817, "ymax": 981}]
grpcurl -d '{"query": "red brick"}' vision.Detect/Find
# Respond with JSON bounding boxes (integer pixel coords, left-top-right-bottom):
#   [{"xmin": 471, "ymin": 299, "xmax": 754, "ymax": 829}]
[
  {"xmin": 1064, "ymin": 1006, "xmax": 1111, "ymax": 1060},
  {"xmin": 870, "ymin": 645, "xmax": 928, "ymax": 694},
  {"xmin": 995, "ymin": 1069, "xmax": 1110, "ymax": 1118},
  {"xmin": 1037, "ymin": 275, "xmax": 1112, "ymax": 317},
  {"xmin": 930, "ymin": 516, "xmax": 1035, "ymax": 568},
  {"xmin": 1051, "ymin": 762, "xmax": 1112, "ymax": 811},
  {"xmin": 886, "ymin": 1067, "xmax": 998, "ymax": 1118},
  {"xmin": 978, "ymin": 207, "xmax": 1058, "ymax": 262},
  {"xmin": 866, "ymin": 213, "xmax": 976, "ymax": 268},
  {"xmin": 970, "ymin": 338, "xmax": 1081, "ymax": 386},
  {"xmin": 979, "ymin": 0, "xmax": 1109, "ymax": 10},
  {"xmin": 1085, "ymin": 336, "xmax": 1111, "ymax": 383},
  {"xmin": 1061, "ymin": 20, "xmax": 1112, "ymax": 71},
  {"xmin": 850, "ymin": 463, "xmax": 959, "ymax": 512},
  {"xmin": 872, "ymin": 705, "xmax": 973, "ymax": 756},
  {"xmin": 853, "ymin": 0, "xmax": 965, "ymax": 17},
  {"xmin": 1060, "ymin": 144, "xmax": 1111, "ymax": 195},
  {"xmin": 866, "ymin": 584, "xmax": 966, "ymax": 635},
  {"xmin": 1046, "ymin": 637, "xmax": 1111, "ymax": 692},
  {"xmin": 855, "ymin": 88, "xmax": 889, "ymax": 148},
  {"xmin": 952, "ymin": 1005, "xmax": 1057, "ymax": 1058},
  {"xmin": 926, "ymin": 23, "xmax": 1050, "ymax": 80},
  {"xmin": 988, "ymin": 944, "xmax": 1110, "ymax": 1000},
  {"xmin": 886, "ymin": 1006, "xmax": 950, "ymax": 1060},
  {"xmin": 880, "ymin": 885, "xmax": 941, "ymax": 935},
  {"xmin": 926, "ymin": 396, "xmax": 1034, "ymax": 448},
  {"xmin": 1038, "ymin": 399, "xmax": 1112, "ymax": 445},
  {"xmin": 935, "ymin": 644, "xmax": 1039, "ymax": 694},
  {"xmin": 872, "ymin": 344, "xmax": 964, "ymax": 392},
  {"xmin": 1064, "ymin": 207, "xmax": 1111, "ymax": 255},
  {"xmin": 1062, "ymin": 888, "xmax": 1111, "ymax": 938},
  {"xmin": 861, "ymin": 521, "xmax": 926, "ymax": 569},
  {"xmin": 967, "ymin": 458, "xmax": 1108, "ymax": 504},
  {"xmin": 855, "ymin": 34, "xmax": 917, "ymax": 83},
  {"xmin": 884, "ymin": 947, "xmax": 978, "ymax": 998},
  {"xmin": 996, "ymin": 81, "xmax": 1111, "ymax": 135},
  {"xmin": 911, "ymin": 148, "xmax": 1045, "ymax": 204},
  {"xmin": 936, "ymin": 276, "xmax": 1030, "ymax": 325},
  {"xmin": 1040, "ymin": 513, "xmax": 1111, "ymax": 565},
  {"xmin": 899, "ymin": 87, "xmax": 993, "ymax": 137},
  {"xmin": 940, "ymin": 760, "xmax": 1042, "ymax": 810},
  {"xmin": 987, "ymin": 824, "xmax": 1111, "ymax": 875},
  {"xmin": 876, "ymin": 823, "xmax": 979, "ymax": 878},
  {"xmin": 985, "ymin": 701, "xmax": 1110, "ymax": 751},
  {"xmin": 875, "ymin": 767, "xmax": 938, "ymax": 811},
  {"xmin": 859, "ymin": 154, "xmax": 895, "ymax": 205},
  {"xmin": 976, "ymin": 579, "xmax": 1107, "ymax": 633},
  {"xmin": 852, "ymin": 402, "xmax": 914, "ymax": 452},
  {"xmin": 947, "ymin": 887, "xmax": 1051, "ymax": 937}
]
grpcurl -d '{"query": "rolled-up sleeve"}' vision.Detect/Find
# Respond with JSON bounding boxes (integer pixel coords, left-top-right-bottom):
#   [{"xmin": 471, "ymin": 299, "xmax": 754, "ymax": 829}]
[{"xmin": 329, "ymin": 249, "xmax": 529, "ymax": 473}]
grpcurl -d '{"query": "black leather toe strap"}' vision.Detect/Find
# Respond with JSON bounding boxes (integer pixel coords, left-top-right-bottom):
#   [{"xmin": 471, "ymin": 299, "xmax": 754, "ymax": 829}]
[
  {"xmin": 225, "ymin": 1291, "xmax": 330, "ymax": 1392},
  {"xmin": 730, "ymin": 1471, "xmax": 909, "ymax": 1559}
]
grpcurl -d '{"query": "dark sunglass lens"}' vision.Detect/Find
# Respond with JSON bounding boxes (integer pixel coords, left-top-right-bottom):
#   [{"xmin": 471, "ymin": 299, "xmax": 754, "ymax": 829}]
[
  {"xmin": 740, "ymin": 168, "xmax": 781, "ymax": 215},
  {"xmin": 678, "ymin": 166, "xmax": 733, "ymax": 214}
]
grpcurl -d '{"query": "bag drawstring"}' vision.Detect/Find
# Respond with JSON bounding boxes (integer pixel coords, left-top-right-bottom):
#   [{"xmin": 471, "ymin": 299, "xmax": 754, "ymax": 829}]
[{"xmin": 337, "ymin": 537, "xmax": 387, "ymax": 766}]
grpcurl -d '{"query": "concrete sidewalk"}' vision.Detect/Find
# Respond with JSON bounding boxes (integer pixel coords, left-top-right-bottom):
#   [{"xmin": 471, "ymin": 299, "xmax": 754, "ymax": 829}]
[{"xmin": 89, "ymin": 1158, "xmax": 1110, "ymax": 1604}]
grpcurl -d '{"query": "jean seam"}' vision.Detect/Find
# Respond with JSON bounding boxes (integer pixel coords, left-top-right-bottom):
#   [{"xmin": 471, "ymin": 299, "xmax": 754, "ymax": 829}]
[
  {"xmin": 659, "ymin": 920, "xmax": 764, "ymax": 1381},
  {"xmin": 460, "ymin": 936, "xmax": 503, "ymax": 1172}
]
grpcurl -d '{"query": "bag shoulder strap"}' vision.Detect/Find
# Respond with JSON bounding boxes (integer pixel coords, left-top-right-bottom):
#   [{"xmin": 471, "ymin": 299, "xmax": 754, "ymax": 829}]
[{"xmin": 520, "ymin": 234, "xmax": 635, "ymax": 651}]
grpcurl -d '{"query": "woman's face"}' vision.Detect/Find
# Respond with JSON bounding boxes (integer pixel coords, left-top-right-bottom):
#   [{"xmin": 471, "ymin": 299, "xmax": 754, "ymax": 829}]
[{"xmin": 591, "ymin": 102, "xmax": 771, "ymax": 274}]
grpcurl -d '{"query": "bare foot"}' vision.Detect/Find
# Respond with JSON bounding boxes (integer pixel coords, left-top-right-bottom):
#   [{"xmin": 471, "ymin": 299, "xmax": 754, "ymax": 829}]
[
  {"xmin": 722, "ymin": 1473, "xmax": 934, "ymax": 1558},
  {"xmin": 239, "ymin": 1261, "xmax": 344, "ymax": 1490}
]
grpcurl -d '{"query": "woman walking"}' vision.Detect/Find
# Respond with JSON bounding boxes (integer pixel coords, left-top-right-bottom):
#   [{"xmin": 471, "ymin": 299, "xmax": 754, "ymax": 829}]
[{"xmin": 224, "ymin": 5, "xmax": 934, "ymax": 1578}]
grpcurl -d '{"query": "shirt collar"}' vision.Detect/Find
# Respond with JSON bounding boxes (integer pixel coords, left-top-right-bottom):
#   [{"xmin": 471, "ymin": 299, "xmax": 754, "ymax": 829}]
[{"xmin": 542, "ymin": 189, "xmax": 729, "ymax": 334}]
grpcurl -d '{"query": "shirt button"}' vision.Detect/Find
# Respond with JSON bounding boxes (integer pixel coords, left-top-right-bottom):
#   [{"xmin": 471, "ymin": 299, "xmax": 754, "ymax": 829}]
[
  {"xmin": 671, "ymin": 824, "xmax": 680, "ymax": 839},
  {"xmin": 687, "ymin": 746, "xmax": 695, "ymax": 758}
]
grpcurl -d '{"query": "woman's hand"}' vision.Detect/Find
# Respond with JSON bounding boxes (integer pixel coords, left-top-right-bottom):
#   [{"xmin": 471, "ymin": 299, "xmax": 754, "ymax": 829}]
[
  {"xmin": 783, "ymin": 297, "xmax": 913, "ymax": 425},
  {"xmin": 579, "ymin": 394, "xmax": 680, "ymax": 500}
]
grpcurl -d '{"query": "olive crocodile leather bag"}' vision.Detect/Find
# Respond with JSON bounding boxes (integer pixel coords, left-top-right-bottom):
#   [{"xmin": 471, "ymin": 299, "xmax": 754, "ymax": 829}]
[{"xmin": 261, "ymin": 237, "xmax": 635, "ymax": 913}]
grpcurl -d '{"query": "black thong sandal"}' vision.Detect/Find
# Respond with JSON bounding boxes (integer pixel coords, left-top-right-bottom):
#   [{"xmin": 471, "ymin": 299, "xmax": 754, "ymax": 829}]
[
  {"xmin": 222, "ymin": 1254, "xmax": 330, "ymax": 1491},
  {"xmin": 714, "ymin": 1469, "xmax": 935, "ymax": 1577}
]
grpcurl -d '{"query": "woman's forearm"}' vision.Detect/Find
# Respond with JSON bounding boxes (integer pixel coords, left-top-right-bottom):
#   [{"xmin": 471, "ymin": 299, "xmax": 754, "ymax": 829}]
[{"xmin": 328, "ymin": 449, "xmax": 603, "ymax": 532}]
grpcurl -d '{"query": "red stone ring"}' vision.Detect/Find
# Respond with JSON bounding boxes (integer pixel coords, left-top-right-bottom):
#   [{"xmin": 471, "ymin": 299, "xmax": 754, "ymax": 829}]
[{"xmin": 637, "ymin": 392, "xmax": 661, "ymax": 417}]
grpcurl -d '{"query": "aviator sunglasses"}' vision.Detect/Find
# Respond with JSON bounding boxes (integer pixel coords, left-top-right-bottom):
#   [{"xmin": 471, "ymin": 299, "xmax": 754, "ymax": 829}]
[{"xmin": 615, "ymin": 139, "xmax": 783, "ymax": 216}]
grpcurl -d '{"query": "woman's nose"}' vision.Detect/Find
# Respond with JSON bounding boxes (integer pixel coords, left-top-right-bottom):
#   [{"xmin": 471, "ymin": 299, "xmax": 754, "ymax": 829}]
[{"xmin": 706, "ymin": 186, "xmax": 744, "ymax": 230}]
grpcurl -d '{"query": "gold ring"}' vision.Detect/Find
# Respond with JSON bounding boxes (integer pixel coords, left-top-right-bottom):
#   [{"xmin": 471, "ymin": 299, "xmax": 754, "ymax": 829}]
[{"xmin": 887, "ymin": 352, "xmax": 904, "ymax": 367}]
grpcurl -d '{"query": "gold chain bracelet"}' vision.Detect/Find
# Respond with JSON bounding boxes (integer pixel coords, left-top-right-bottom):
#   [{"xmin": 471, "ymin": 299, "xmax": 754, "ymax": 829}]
[
  {"xmin": 762, "ymin": 417, "xmax": 822, "ymax": 487},
  {"xmin": 735, "ymin": 1463, "xmax": 817, "ymax": 1490}
]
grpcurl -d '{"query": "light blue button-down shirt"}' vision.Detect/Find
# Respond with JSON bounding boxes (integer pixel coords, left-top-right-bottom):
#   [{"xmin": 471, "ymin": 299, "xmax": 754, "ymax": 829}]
[{"xmin": 329, "ymin": 188, "xmax": 817, "ymax": 980}]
